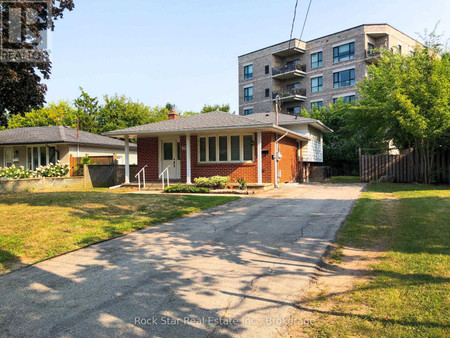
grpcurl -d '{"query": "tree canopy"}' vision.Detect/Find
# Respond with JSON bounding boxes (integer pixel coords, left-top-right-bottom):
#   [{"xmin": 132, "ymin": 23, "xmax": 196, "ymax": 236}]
[{"xmin": 0, "ymin": 1, "xmax": 75, "ymax": 126}]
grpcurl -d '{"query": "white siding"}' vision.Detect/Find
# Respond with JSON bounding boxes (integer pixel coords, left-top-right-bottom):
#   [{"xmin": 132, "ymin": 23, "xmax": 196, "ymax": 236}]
[
  {"xmin": 283, "ymin": 124, "xmax": 324, "ymax": 162},
  {"xmin": 68, "ymin": 145, "xmax": 137, "ymax": 165}
]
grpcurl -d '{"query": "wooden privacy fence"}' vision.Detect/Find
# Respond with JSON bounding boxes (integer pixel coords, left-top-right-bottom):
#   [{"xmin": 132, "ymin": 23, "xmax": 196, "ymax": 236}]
[
  {"xmin": 69, "ymin": 155, "xmax": 115, "ymax": 176},
  {"xmin": 360, "ymin": 149, "xmax": 450, "ymax": 183}
]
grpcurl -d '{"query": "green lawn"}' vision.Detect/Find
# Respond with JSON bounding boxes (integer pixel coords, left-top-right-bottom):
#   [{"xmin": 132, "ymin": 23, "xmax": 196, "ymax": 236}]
[
  {"xmin": 0, "ymin": 190, "xmax": 238, "ymax": 273},
  {"xmin": 327, "ymin": 176, "xmax": 361, "ymax": 184},
  {"xmin": 303, "ymin": 184, "xmax": 450, "ymax": 337}
]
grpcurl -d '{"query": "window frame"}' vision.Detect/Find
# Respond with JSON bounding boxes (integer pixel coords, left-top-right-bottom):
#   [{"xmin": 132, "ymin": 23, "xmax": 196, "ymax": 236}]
[
  {"xmin": 333, "ymin": 95, "xmax": 356, "ymax": 104},
  {"xmin": 197, "ymin": 134, "xmax": 254, "ymax": 164},
  {"xmin": 25, "ymin": 145, "xmax": 58, "ymax": 170},
  {"xmin": 333, "ymin": 69, "xmax": 355, "ymax": 88},
  {"xmin": 244, "ymin": 64, "xmax": 253, "ymax": 80},
  {"xmin": 265, "ymin": 88, "xmax": 270, "ymax": 98},
  {"xmin": 311, "ymin": 51, "xmax": 323, "ymax": 68},
  {"xmin": 243, "ymin": 108, "xmax": 254, "ymax": 116},
  {"xmin": 244, "ymin": 86, "xmax": 253, "ymax": 102},
  {"xmin": 333, "ymin": 42, "xmax": 355, "ymax": 63},
  {"xmin": 311, "ymin": 101, "xmax": 323, "ymax": 110},
  {"xmin": 311, "ymin": 76, "xmax": 323, "ymax": 93}
]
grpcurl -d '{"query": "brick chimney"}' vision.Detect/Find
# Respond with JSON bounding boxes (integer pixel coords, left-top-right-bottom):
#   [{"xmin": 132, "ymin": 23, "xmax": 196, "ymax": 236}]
[{"xmin": 168, "ymin": 110, "xmax": 179, "ymax": 120}]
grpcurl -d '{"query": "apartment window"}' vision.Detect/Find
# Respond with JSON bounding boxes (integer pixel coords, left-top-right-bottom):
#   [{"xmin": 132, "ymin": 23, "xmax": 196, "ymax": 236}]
[
  {"xmin": 333, "ymin": 69, "xmax": 355, "ymax": 88},
  {"xmin": 244, "ymin": 86, "xmax": 253, "ymax": 101},
  {"xmin": 398, "ymin": 44, "xmax": 402, "ymax": 53},
  {"xmin": 265, "ymin": 88, "xmax": 270, "ymax": 98},
  {"xmin": 311, "ymin": 76, "xmax": 323, "ymax": 93},
  {"xmin": 199, "ymin": 135, "xmax": 253, "ymax": 163},
  {"xmin": 287, "ymin": 82, "xmax": 300, "ymax": 90},
  {"xmin": 288, "ymin": 106, "xmax": 301, "ymax": 115},
  {"xmin": 333, "ymin": 95, "xmax": 356, "ymax": 104},
  {"xmin": 244, "ymin": 108, "xmax": 253, "ymax": 115},
  {"xmin": 368, "ymin": 43, "xmax": 374, "ymax": 51},
  {"xmin": 333, "ymin": 42, "xmax": 355, "ymax": 63},
  {"xmin": 311, "ymin": 101, "xmax": 323, "ymax": 110},
  {"xmin": 244, "ymin": 64, "xmax": 253, "ymax": 80},
  {"xmin": 265, "ymin": 65, "xmax": 270, "ymax": 74},
  {"xmin": 311, "ymin": 51, "xmax": 323, "ymax": 68}
]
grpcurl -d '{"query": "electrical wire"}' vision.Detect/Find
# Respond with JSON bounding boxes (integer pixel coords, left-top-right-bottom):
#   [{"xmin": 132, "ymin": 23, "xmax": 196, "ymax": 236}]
[
  {"xmin": 288, "ymin": 0, "xmax": 300, "ymax": 49},
  {"xmin": 299, "ymin": 0, "xmax": 313, "ymax": 41}
]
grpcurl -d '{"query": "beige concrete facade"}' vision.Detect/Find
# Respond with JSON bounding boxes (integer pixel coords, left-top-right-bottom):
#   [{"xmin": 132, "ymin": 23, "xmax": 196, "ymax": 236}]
[{"xmin": 238, "ymin": 24, "xmax": 421, "ymax": 115}]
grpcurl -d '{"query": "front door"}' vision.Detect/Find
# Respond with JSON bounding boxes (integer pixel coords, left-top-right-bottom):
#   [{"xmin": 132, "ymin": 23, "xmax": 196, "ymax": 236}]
[{"xmin": 161, "ymin": 138, "xmax": 181, "ymax": 180}]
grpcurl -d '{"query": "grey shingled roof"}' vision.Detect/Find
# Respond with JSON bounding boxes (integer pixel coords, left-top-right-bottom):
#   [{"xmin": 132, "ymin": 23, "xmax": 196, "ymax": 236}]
[
  {"xmin": 0, "ymin": 126, "xmax": 137, "ymax": 148},
  {"xmin": 104, "ymin": 110, "xmax": 331, "ymax": 136}
]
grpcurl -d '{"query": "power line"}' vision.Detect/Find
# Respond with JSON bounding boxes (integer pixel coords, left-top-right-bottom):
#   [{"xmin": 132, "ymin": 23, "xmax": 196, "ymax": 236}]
[
  {"xmin": 288, "ymin": 0, "xmax": 300, "ymax": 49},
  {"xmin": 299, "ymin": 0, "xmax": 313, "ymax": 41}
]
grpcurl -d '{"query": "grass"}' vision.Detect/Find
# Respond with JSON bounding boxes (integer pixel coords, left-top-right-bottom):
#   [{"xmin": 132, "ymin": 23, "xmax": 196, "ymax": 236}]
[
  {"xmin": 326, "ymin": 176, "xmax": 361, "ymax": 184},
  {"xmin": 302, "ymin": 184, "xmax": 450, "ymax": 337},
  {"xmin": 0, "ymin": 189, "xmax": 238, "ymax": 273}
]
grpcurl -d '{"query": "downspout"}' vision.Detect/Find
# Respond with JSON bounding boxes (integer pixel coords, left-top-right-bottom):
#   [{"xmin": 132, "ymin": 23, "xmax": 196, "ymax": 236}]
[{"xmin": 274, "ymin": 131, "xmax": 288, "ymax": 188}]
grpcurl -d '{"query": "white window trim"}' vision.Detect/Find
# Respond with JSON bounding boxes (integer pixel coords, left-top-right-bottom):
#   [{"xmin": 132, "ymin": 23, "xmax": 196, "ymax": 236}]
[
  {"xmin": 243, "ymin": 62, "xmax": 253, "ymax": 67},
  {"xmin": 25, "ymin": 145, "xmax": 58, "ymax": 170},
  {"xmin": 243, "ymin": 84, "xmax": 253, "ymax": 89},
  {"xmin": 198, "ymin": 134, "xmax": 254, "ymax": 164},
  {"xmin": 3, "ymin": 147, "xmax": 14, "ymax": 167}
]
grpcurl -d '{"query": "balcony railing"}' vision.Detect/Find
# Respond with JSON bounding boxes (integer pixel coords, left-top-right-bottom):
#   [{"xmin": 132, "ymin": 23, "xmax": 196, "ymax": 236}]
[
  {"xmin": 272, "ymin": 63, "xmax": 307, "ymax": 76},
  {"xmin": 365, "ymin": 49, "xmax": 381, "ymax": 58},
  {"xmin": 273, "ymin": 87, "xmax": 307, "ymax": 100}
]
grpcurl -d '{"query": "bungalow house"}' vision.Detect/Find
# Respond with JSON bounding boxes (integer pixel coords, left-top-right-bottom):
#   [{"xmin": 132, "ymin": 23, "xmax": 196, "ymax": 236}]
[
  {"xmin": 104, "ymin": 111, "xmax": 332, "ymax": 186},
  {"xmin": 0, "ymin": 126, "xmax": 137, "ymax": 172}
]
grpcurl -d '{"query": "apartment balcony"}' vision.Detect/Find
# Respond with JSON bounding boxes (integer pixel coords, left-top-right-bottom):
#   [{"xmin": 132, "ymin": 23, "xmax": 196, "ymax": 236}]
[
  {"xmin": 365, "ymin": 49, "xmax": 382, "ymax": 63},
  {"xmin": 272, "ymin": 63, "xmax": 307, "ymax": 80},
  {"xmin": 272, "ymin": 88, "xmax": 307, "ymax": 102}
]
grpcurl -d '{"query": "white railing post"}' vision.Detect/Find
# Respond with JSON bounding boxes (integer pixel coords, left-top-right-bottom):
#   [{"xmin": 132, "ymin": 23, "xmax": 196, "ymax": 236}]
[
  {"xmin": 137, "ymin": 174, "xmax": 141, "ymax": 192},
  {"xmin": 143, "ymin": 166, "xmax": 146, "ymax": 189}
]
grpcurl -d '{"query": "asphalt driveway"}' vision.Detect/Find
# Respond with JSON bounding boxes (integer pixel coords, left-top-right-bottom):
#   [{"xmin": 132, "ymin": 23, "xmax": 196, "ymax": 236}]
[{"xmin": 0, "ymin": 183, "xmax": 364, "ymax": 337}]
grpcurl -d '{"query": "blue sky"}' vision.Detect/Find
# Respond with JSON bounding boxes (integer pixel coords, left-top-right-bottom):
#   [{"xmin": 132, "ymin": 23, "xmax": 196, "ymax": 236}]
[{"xmin": 45, "ymin": 0, "xmax": 450, "ymax": 113}]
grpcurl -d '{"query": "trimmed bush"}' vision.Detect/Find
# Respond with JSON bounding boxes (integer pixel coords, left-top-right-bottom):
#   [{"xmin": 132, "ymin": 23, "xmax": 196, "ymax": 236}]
[
  {"xmin": 164, "ymin": 184, "xmax": 210, "ymax": 194},
  {"xmin": 194, "ymin": 176, "xmax": 230, "ymax": 189},
  {"xmin": 0, "ymin": 161, "xmax": 69, "ymax": 180}
]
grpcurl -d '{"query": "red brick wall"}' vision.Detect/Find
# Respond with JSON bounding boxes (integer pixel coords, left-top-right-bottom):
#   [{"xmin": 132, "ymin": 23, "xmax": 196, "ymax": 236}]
[
  {"xmin": 137, "ymin": 137, "xmax": 159, "ymax": 181},
  {"xmin": 189, "ymin": 135, "xmax": 258, "ymax": 183},
  {"xmin": 277, "ymin": 136, "xmax": 299, "ymax": 183},
  {"xmin": 137, "ymin": 132, "xmax": 299, "ymax": 184}
]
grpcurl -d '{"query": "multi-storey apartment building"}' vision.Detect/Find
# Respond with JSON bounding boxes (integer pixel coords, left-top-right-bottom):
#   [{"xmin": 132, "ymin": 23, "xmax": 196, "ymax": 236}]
[{"xmin": 238, "ymin": 24, "xmax": 421, "ymax": 115}]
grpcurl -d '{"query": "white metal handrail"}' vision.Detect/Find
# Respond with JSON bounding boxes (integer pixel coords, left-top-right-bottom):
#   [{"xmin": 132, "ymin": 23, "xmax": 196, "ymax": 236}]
[
  {"xmin": 135, "ymin": 165, "xmax": 148, "ymax": 191},
  {"xmin": 159, "ymin": 166, "xmax": 170, "ymax": 190}
]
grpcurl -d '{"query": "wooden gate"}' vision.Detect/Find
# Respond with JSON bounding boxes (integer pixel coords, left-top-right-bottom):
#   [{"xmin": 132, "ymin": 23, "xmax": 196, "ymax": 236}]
[{"xmin": 69, "ymin": 155, "xmax": 115, "ymax": 176}]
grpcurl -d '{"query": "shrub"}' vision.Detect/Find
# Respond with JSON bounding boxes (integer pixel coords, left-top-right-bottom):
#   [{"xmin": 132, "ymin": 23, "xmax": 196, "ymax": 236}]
[
  {"xmin": 0, "ymin": 161, "xmax": 69, "ymax": 180},
  {"xmin": 0, "ymin": 165, "xmax": 36, "ymax": 179},
  {"xmin": 77, "ymin": 156, "xmax": 92, "ymax": 176},
  {"xmin": 194, "ymin": 176, "xmax": 230, "ymax": 189},
  {"xmin": 237, "ymin": 178, "xmax": 247, "ymax": 190},
  {"xmin": 35, "ymin": 161, "xmax": 70, "ymax": 177},
  {"xmin": 164, "ymin": 184, "xmax": 210, "ymax": 194}
]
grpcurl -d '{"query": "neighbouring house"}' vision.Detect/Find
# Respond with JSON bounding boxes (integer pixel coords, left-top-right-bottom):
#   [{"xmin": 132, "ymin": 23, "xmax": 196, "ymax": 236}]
[
  {"xmin": 0, "ymin": 126, "xmax": 137, "ymax": 174},
  {"xmin": 104, "ymin": 111, "xmax": 332, "ymax": 186}
]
